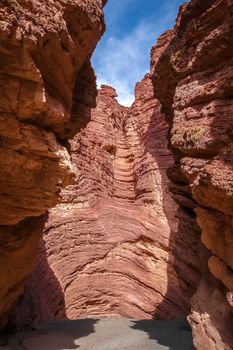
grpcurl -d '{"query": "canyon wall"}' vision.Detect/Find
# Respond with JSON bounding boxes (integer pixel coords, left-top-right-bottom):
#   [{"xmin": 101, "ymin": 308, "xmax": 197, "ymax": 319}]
[
  {"xmin": 152, "ymin": 0, "xmax": 233, "ymax": 349},
  {"xmin": 0, "ymin": 0, "xmax": 106, "ymax": 327},
  {"xmin": 11, "ymin": 74, "xmax": 201, "ymax": 326},
  {"xmin": 1, "ymin": 1, "xmax": 232, "ymax": 349}
]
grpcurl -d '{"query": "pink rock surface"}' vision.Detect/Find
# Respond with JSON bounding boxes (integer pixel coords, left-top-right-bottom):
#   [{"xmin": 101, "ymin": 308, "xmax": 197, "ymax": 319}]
[
  {"xmin": 12, "ymin": 76, "xmax": 201, "ymax": 326},
  {"xmin": 2, "ymin": 2, "xmax": 232, "ymax": 349},
  {"xmin": 152, "ymin": 0, "xmax": 233, "ymax": 348},
  {"xmin": 0, "ymin": 0, "xmax": 106, "ymax": 327}
]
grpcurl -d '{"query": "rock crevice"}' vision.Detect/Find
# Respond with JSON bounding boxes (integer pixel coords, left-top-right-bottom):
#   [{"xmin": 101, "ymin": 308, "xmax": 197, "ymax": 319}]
[
  {"xmin": 12, "ymin": 76, "xmax": 201, "ymax": 326},
  {"xmin": 0, "ymin": 1, "xmax": 232, "ymax": 350}
]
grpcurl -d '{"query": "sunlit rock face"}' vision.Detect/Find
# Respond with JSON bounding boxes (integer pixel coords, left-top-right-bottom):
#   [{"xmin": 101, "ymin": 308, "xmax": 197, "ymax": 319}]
[
  {"xmin": 0, "ymin": 0, "xmax": 106, "ymax": 327},
  {"xmin": 12, "ymin": 73, "xmax": 201, "ymax": 326},
  {"xmin": 152, "ymin": 0, "xmax": 233, "ymax": 349},
  {"xmin": 3, "ymin": 1, "xmax": 232, "ymax": 349}
]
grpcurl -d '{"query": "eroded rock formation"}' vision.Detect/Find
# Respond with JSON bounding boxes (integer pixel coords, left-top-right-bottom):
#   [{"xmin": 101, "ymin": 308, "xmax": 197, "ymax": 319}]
[
  {"xmin": 1, "ymin": 0, "xmax": 232, "ymax": 349},
  {"xmin": 0, "ymin": 0, "xmax": 106, "ymax": 327},
  {"xmin": 152, "ymin": 0, "xmax": 233, "ymax": 349},
  {"xmin": 12, "ymin": 73, "xmax": 201, "ymax": 326}
]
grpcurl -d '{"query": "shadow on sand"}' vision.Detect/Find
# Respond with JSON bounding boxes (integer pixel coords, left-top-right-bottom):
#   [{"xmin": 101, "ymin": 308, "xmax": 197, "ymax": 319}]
[
  {"xmin": 8, "ymin": 319, "xmax": 98, "ymax": 350},
  {"xmin": 131, "ymin": 319, "xmax": 194, "ymax": 350}
]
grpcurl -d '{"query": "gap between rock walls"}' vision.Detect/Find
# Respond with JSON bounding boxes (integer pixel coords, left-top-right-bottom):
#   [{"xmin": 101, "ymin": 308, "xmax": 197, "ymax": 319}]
[{"xmin": 0, "ymin": 1, "xmax": 232, "ymax": 350}]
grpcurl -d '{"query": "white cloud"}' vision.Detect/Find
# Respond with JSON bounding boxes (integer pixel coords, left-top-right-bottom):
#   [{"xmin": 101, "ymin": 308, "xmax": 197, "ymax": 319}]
[
  {"xmin": 93, "ymin": 20, "xmax": 158, "ymax": 106},
  {"xmin": 97, "ymin": 77, "xmax": 134, "ymax": 107},
  {"xmin": 92, "ymin": 1, "xmax": 183, "ymax": 106}
]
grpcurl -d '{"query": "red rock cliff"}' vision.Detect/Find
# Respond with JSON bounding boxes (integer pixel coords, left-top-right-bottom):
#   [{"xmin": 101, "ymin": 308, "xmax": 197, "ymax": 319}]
[
  {"xmin": 0, "ymin": 0, "xmax": 106, "ymax": 327},
  {"xmin": 2, "ymin": 1, "xmax": 232, "ymax": 349},
  {"xmin": 152, "ymin": 0, "xmax": 233, "ymax": 349},
  {"xmin": 12, "ymin": 72, "xmax": 201, "ymax": 325}
]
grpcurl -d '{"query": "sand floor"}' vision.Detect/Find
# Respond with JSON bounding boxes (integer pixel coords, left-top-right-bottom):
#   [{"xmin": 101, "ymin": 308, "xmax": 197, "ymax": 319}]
[{"xmin": 2, "ymin": 318, "xmax": 194, "ymax": 350}]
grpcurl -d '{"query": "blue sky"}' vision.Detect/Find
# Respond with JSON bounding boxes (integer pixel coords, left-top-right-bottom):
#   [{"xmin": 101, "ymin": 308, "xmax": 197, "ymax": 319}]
[{"xmin": 92, "ymin": 0, "xmax": 185, "ymax": 106}]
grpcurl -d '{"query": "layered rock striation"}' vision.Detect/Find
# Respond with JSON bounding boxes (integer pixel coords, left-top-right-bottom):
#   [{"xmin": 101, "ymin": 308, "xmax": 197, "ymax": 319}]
[
  {"xmin": 1, "ymin": 1, "xmax": 232, "ymax": 349},
  {"xmin": 12, "ymin": 74, "xmax": 201, "ymax": 326},
  {"xmin": 0, "ymin": 0, "xmax": 106, "ymax": 327},
  {"xmin": 152, "ymin": 0, "xmax": 233, "ymax": 349}
]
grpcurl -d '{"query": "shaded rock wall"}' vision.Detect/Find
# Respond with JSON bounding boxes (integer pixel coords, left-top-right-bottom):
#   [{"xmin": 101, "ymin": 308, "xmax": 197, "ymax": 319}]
[
  {"xmin": 2, "ymin": 1, "xmax": 232, "ymax": 349},
  {"xmin": 12, "ymin": 73, "xmax": 201, "ymax": 325},
  {"xmin": 152, "ymin": 0, "xmax": 233, "ymax": 349},
  {"xmin": 0, "ymin": 0, "xmax": 106, "ymax": 327}
]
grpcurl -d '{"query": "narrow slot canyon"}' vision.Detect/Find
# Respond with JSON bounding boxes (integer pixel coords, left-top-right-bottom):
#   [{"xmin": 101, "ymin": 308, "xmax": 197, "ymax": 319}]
[
  {"xmin": 11, "ymin": 79, "xmax": 197, "ymax": 325},
  {"xmin": 0, "ymin": 0, "xmax": 233, "ymax": 349}
]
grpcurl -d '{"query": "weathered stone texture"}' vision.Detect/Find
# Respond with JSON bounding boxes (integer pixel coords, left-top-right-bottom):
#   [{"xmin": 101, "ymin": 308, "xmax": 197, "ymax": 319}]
[
  {"xmin": 12, "ymin": 74, "xmax": 201, "ymax": 326},
  {"xmin": 2, "ymin": 2, "xmax": 233, "ymax": 349},
  {"xmin": 0, "ymin": 0, "xmax": 105, "ymax": 327},
  {"xmin": 152, "ymin": 0, "xmax": 233, "ymax": 348}
]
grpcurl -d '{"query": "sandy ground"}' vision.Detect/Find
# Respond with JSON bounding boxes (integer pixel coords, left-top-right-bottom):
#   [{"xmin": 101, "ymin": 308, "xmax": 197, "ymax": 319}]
[{"xmin": 1, "ymin": 318, "xmax": 194, "ymax": 350}]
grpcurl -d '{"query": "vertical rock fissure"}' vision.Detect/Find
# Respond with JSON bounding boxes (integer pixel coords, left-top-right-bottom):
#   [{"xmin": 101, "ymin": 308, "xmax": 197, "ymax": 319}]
[
  {"xmin": 11, "ymin": 77, "xmax": 200, "ymax": 327},
  {"xmin": 1, "ymin": 2, "xmax": 232, "ymax": 350}
]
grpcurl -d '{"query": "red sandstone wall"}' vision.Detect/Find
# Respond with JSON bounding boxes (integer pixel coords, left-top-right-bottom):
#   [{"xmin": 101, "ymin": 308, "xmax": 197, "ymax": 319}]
[
  {"xmin": 0, "ymin": 0, "xmax": 106, "ymax": 327},
  {"xmin": 2, "ymin": 2, "xmax": 232, "ymax": 349},
  {"xmin": 152, "ymin": 0, "xmax": 233, "ymax": 349},
  {"xmin": 12, "ymin": 74, "xmax": 201, "ymax": 326}
]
